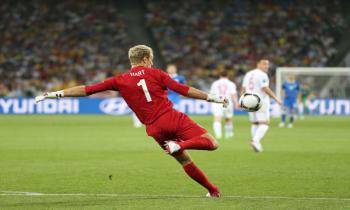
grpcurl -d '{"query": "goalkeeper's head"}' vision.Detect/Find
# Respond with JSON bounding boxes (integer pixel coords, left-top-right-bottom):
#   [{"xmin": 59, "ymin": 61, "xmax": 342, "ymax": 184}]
[{"xmin": 128, "ymin": 45, "xmax": 154, "ymax": 68}]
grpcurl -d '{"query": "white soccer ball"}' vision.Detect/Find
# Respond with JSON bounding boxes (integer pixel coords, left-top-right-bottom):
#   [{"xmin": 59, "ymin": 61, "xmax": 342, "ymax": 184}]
[{"xmin": 239, "ymin": 93, "xmax": 262, "ymax": 112}]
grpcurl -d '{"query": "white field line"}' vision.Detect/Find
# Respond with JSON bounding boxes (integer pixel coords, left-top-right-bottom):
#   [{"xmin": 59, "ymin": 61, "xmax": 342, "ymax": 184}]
[{"xmin": 0, "ymin": 191, "xmax": 350, "ymax": 201}]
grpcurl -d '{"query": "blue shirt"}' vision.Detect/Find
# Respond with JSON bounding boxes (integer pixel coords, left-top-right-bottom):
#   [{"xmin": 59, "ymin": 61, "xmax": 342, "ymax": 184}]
[
  {"xmin": 168, "ymin": 74, "xmax": 186, "ymax": 104},
  {"xmin": 282, "ymin": 80, "xmax": 300, "ymax": 105}
]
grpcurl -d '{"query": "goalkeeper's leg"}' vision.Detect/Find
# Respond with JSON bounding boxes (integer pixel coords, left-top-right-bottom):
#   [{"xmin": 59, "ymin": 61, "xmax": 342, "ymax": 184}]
[{"xmin": 172, "ymin": 151, "xmax": 220, "ymax": 197}]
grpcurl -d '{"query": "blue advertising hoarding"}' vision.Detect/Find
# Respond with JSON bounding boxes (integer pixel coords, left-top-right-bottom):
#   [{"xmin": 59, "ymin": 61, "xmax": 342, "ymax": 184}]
[{"xmin": 0, "ymin": 97, "xmax": 350, "ymax": 115}]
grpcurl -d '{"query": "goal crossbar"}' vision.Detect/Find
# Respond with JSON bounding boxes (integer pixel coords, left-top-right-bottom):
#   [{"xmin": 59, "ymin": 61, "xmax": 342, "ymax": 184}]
[{"xmin": 276, "ymin": 67, "xmax": 350, "ymax": 100}]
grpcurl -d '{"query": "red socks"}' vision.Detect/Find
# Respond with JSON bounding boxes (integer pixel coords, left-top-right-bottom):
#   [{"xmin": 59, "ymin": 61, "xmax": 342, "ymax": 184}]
[
  {"xmin": 177, "ymin": 136, "xmax": 219, "ymax": 194},
  {"xmin": 178, "ymin": 136, "xmax": 216, "ymax": 151},
  {"xmin": 183, "ymin": 162, "xmax": 219, "ymax": 193}
]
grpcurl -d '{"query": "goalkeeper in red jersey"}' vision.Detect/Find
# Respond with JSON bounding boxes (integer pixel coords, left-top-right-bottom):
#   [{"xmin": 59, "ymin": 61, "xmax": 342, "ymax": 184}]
[{"xmin": 35, "ymin": 45, "xmax": 227, "ymax": 197}]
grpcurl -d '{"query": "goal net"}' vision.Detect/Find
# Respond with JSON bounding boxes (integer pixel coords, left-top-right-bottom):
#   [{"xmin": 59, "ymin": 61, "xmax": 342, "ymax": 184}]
[{"xmin": 275, "ymin": 67, "xmax": 350, "ymax": 116}]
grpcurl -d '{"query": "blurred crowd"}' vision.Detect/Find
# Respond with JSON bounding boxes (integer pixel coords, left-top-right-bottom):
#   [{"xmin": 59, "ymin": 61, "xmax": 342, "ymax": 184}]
[
  {"xmin": 0, "ymin": 0, "xmax": 348, "ymax": 96},
  {"xmin": 0, "ymin": 1, "xmax": 130, "ymax": 97},
  {"xmin": 145, "ymin": 0, "xmax": 347, "ymax": 90}
]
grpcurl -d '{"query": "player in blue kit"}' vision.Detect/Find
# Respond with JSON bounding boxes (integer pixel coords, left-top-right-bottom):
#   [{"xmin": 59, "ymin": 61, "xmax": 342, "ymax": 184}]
[
  {"xmin": 167, "ymin": 64, "xmax": 186, "ymax": 110},
  {"xmin": 279, "ymin": 74, "xmax": 300, "ymax": 128}
]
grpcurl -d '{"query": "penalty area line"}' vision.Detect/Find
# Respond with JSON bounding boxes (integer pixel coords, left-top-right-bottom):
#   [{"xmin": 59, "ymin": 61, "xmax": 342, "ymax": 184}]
[{"xmin": 0, "ymin": 191, "xmax": 350, "ymax": 201}]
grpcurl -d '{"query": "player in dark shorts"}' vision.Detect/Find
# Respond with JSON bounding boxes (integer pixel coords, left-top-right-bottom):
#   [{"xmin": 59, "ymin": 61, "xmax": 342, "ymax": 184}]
[{"xmin": 299, "ymin": 82, "xmax": 312, "ymax": 119}]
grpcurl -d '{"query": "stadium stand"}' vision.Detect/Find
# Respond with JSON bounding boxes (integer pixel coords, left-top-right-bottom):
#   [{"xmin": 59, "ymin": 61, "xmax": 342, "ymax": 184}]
[
  {"xmin": 0, "ymin": 0, "xmax": 348, "ymax": 96},
  {"xmin": 145, "ymin": 0, "xmax": 348, "ymax": 89},
  {"xmin": 0, "ymin": 0, "xmax": 130, "ymax": 97}
]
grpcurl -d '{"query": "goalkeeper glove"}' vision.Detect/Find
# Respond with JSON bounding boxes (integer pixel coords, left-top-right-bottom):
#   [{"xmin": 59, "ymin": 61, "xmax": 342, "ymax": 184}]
[
  {"xmin": 35, "ymin": 90, "xmax": 64, "ymax": 103},
  {"xmin": 207, "ymin": 94, "xmax": 228, "ymax": 108}
]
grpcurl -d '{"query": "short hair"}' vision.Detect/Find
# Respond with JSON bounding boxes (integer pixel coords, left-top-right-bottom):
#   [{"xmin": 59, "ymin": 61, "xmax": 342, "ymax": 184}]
[
  {"xmin": 167, "ymin": 64, "xmax": 176, "ymax": 69},
  {"xmin": 128, "ymin": 45, "xmax": 153, "ymax": 66},
  {"xmin": 257, "ymin": 59, "xmax": 269, "ymax": 64},
  {"xmin": 220, "ymin": 70, "xmax": 228, "ymax": 77}
]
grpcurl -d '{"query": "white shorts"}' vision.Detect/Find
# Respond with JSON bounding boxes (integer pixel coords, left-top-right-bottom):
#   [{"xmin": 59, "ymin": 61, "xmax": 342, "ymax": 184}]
[
  {"xmin": 212, "ymin": 103, "xmax": 233, "ymax": 118},
  {"xmin": 172, "ymin": 103, "xmax": 180, "ymax": 111},
  {"xmin": 248, "ymin": 100, "xmax": 270, "ymax": 122}
]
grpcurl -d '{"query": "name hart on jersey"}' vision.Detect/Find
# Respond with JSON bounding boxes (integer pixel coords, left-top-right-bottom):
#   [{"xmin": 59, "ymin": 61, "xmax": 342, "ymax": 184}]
[{"xmin": 130, "ymin": 69, "xmax": 145, "ymax": 77}]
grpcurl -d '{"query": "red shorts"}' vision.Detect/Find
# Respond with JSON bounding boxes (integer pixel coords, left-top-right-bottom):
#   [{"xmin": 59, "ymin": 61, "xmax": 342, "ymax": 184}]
[{"xmin": 146, "ymin": 109, "xmax": 207, "ymax": 150}]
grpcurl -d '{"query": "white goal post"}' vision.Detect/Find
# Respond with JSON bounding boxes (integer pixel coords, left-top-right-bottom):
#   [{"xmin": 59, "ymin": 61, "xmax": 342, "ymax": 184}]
[{"xmin": 276, "ymin": 67, "xmax": 350, "ymax": 100}]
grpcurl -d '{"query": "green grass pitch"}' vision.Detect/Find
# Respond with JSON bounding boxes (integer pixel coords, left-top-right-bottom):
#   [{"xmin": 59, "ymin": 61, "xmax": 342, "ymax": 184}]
[{"xmin": 0, "ymin": 115, "xmax": 349, "ymax": 209}]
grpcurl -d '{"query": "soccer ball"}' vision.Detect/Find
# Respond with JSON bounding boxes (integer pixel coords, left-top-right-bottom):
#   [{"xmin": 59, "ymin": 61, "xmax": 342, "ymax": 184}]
[{"xmin": 239, "ymin": 93, "xmax": 262, "ymax": 112}]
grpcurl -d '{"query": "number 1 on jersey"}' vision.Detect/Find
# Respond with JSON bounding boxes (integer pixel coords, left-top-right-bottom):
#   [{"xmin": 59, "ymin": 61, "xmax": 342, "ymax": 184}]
[{"xmin": 137, "ymin": 79, "xmax": 152, "ymax": 102}]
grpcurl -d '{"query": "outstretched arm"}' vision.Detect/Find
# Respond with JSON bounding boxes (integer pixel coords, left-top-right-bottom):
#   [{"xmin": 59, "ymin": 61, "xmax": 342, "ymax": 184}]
[
  {"xmin": 35, "ymin": 86, "xmax": 86, "ymax": 103},
  {"xmin": 35, "ymin": 78, "xmax": 116, "ymax": 103},
  {"xmin": 262, "ymin": 87, "xmax": 282, "ymax": 105},
  {"xmin": 187, "ymin": 87, "xmax": 228, "ymax": 107},
  {"xmin": 186, "ymin": 87, "xmax": 207, "ymax": 100},
  {"xmin": 64, "ymin": 86, "xmax": 87, "ymax": 97},
  {"xmin": 232, "ymin": 93, "xmax": 240, "ymax": 109},
  {"xmin": 240, "ymin": 86, "xmax": 246, "ymax": 96},
  {"xmin": 163, "ymin": 74, "xmax": 227, "ymax": 106}
]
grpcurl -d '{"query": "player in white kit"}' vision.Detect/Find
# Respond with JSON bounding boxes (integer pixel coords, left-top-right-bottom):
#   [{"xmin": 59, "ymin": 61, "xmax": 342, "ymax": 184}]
[
  {"xmin": 241, "ymin": 60, "xmax": 282, "ymax": 152},
  {"xmin": 210, "ymin": 71, "xmax": 239, "ymax": 139},
  {"xmin": 132, "ymin": 112, "xmax": 142, "ymax": 128}
]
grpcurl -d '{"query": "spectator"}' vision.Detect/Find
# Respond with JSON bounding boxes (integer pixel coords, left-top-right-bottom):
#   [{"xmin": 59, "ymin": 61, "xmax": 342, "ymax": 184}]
[
  {"xmin": 145, "ymin": 0, "xmax": 347, "ymax": 89},
  {"xmin": 0, "ymin": 0, "xmax": 131, "ymax": 96}
]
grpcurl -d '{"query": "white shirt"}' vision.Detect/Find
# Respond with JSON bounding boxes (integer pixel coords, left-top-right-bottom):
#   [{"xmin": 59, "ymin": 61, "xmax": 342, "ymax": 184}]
[
  {"xmin": 242, "ymin": 69, "xmax": 270, "ymax": 103},
  {"xmin": 210, "ymin": 78, "xmax": 237, "ymax": 100}
]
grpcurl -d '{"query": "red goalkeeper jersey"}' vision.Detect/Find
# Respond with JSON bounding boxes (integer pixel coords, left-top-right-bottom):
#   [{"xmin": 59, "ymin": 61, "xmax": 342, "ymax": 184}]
[{"xmin": 85, "ymin": 66, "xmax": 190, "ymax": 125}]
